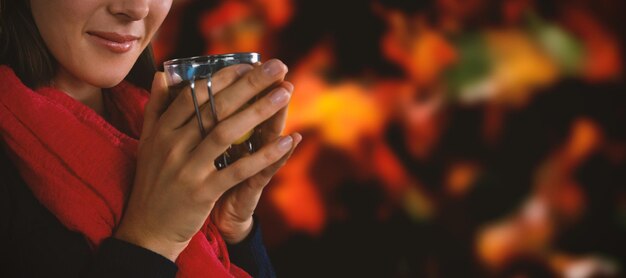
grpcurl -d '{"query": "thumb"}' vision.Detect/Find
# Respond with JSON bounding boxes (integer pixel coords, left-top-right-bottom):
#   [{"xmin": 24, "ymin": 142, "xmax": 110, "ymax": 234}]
[{"xmin": 142, "ymin": 72, "xmax": 169, "ymax": 137}]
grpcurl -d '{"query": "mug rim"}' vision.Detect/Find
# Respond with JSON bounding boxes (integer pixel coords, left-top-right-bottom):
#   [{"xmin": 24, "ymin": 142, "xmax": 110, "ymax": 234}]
[{"xmin": 163, "ymin": 52, "xmax": 261, "ymax": 67}]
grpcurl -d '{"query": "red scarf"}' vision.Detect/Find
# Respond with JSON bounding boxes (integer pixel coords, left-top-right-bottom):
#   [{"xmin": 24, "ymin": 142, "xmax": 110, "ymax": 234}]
[{"xmin": 0, "ymin": 66, "xmax": 250, "ymax": 278}]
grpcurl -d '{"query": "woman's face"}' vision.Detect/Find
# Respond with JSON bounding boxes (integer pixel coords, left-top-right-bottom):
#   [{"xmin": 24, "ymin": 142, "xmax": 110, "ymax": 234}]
[{"xmin": 30, "ymin": 0, "xmax": 172, "ymax": 88}]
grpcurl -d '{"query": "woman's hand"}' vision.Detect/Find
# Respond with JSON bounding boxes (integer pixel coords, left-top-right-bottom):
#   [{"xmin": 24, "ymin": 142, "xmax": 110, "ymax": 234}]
[
  {"xmin": 211, "ymin": 90, "xmax": 303, "ymax": 244},
  {"xmin": 171, "ymin": 59, "xmax": 302, "ymax": 244},
  {"xmin": 114, "ymin": 59, "xmax": 295, "ymax": 261}
]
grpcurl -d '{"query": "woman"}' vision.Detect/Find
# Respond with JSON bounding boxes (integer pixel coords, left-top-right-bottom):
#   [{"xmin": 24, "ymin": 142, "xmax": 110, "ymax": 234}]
[{"xmin": 0, "ymin": 0, "xmax": 300, "ymax": 277}]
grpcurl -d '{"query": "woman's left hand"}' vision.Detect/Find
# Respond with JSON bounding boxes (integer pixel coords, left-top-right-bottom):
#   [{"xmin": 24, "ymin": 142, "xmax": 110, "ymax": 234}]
[
  {"xmin": 211, "ymin": 99, "xmax": 302, "ymax": 243},
  {"xmin": 180, "ymin": 60, "xmax": 301, "ymax": 244}
]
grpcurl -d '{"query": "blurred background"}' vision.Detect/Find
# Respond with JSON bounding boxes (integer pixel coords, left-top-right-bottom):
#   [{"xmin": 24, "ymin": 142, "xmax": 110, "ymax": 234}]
[{"xmin": 153, "ymin": 0, "xmax": 625, "ymax": 277}]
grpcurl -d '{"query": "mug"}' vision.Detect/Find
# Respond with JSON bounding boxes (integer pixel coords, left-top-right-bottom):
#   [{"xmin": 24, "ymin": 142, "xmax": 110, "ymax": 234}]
[{"xmin": 163, "ymin": 52, "xmax": 262, "ymax": 169}]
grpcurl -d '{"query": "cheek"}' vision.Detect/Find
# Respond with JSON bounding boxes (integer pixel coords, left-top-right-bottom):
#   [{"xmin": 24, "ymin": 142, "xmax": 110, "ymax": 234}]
[
  {"xmin": 146, "ymin": 1, "xmax": 172, "ymax": 36},
  {"xmin": 31, "ymin": 1, "xmax": 82, "ymax": 51},
  {"xmin": 31, "ymin": 1, "xmax": 112, "ymax": 83}
]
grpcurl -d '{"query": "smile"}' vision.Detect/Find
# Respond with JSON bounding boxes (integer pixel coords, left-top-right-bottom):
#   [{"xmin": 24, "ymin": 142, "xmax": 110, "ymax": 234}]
[{"xmin": 87, "ymin": 31, "xmax": 140, "ymax": 54}]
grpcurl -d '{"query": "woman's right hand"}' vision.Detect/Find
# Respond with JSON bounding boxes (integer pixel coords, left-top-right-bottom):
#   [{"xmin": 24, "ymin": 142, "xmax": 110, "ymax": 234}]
[{"xmin": 114, "ymin": 60, "xmax": 292, "ymax": 262}]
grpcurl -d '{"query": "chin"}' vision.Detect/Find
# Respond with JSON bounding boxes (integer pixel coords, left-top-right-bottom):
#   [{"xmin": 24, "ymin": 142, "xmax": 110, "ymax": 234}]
[
  {"xmin": 86, "ymin": 67, "xmax": 133, "ymax": 89},
  {"xmin": 83, "ymin": 54, "xmax": 140, "ymax": 88},
  {"xmin": 90, "ymin": 75, "xmax": 129, "ymax": 89}
]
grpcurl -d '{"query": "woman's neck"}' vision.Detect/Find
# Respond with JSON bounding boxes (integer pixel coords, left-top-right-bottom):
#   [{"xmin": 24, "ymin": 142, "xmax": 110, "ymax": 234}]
[{"xmin": 52, "ymin": 69, "xmax": 106, "ymax": 117}]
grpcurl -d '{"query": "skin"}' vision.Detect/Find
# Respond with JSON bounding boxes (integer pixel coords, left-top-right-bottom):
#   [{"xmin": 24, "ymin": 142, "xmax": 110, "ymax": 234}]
[
  {"xmin": 29, "ymin": 0, "xmax": 301, "ymax": 261},
  {"xmin": 30, "ymin": 0, "xmax": 171, "ymax": 114}
]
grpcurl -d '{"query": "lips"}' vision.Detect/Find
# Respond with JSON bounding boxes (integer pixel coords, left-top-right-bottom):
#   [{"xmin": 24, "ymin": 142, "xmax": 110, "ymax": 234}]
[{"xmin": 87, "ymin": 31, "xmax": 140, "ymax": 54}]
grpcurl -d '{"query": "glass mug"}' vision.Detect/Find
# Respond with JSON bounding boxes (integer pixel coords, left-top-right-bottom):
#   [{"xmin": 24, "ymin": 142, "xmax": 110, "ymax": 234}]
[{"xmin": 163, "ymin": 53, "xmax": 261, "ymax": 170}]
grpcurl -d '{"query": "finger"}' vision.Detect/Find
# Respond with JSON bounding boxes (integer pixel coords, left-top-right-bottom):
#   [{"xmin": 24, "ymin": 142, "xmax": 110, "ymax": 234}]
[
  {"xmin": 142, "ymin": 72, "xmax": 169, "ymax": 138},
  {"xmin": 158, "ymin": 64, "xmax": 254, "ymax": 131},
  {"xmin": 247, "ymin": 132, "xmax": 302, "ymax": 189},
  {"xmin": 203, "ymin": 135, "xmax": 295, "ymax": 196},
  {"xmin": 208, "ymin": 133, "xmax": 302, "ymax": 225},
  {"xmin": 258, "ymin": 82, "xmax": 293, "ymax": 143},
  {"xmin": 180, "ymin": 59, "xmax": 287, "ymax": 136},
  {"xmin": 178, "ymin": 81, "xmax": 293, "ymax": 149},
  {"xmin": 260, "ymin": 106, "xmax": 288, "ymax": 143},
  {"xmin": 210, "ymin": 60, "xmax": 288, "ymax": 123},
  {"xmin": 187, "ymin": 83, "xmax": 293, "ymax": 158}
]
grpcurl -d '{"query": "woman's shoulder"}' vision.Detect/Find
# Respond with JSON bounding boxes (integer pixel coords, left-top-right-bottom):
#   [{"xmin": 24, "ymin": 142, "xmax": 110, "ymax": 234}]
[
  {"xmin": 0, "ymin": 144, "xmax": 19, "ymax": 198},
  {"xmin": 0, "ymin": 143, "xmax": 58, "ymax": 232},
  {"xmin": 0, "ymin": 143, "xmax": 17, "ymax": 243},
  {"xmin": 0, "ymin": 143, "xmax": 99, "ymax": 277},
  {"xmin": 0, "ymin": 143, "xmax": 25, "ymax": 222},
  {"xmin": 0, "ymin": 142, "xmax": 22, "ymax": 183}
]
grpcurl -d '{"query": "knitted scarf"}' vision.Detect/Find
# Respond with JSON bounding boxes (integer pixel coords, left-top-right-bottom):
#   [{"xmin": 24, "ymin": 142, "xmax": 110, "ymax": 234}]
[{"xmin": 0, "ymin": 66, "xmax": 250, "ymax": 278}]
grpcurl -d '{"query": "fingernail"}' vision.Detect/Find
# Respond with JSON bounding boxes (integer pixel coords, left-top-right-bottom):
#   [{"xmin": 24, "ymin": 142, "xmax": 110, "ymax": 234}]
[
  {"xmin": 262, "ymin": 59, "xmax": 285, "ymax": 77},
  {"xmin": 236, "ymin": 64, "xmax": 253, "ymax": 76},
  {"xmin": 270, "ymin": 87, "xmax": 290, "ymax": 105},
  {"xmin": 283, "ymin": 82, "xmax": 294, "ymax": 92},
  {"xmin": 278, "ymin": 136, "xmax": 293, "ymax": 151}
]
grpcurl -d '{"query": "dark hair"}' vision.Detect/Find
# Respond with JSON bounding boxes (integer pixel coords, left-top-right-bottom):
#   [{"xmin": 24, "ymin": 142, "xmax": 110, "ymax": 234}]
[{"xmin": 0, "ymin": 0, "xmax": 156, "ymax": 90}]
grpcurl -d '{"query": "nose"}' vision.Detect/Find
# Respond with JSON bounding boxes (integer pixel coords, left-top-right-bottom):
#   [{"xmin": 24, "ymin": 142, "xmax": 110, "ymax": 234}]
[{"xmin": 108, "ymin": 0, "xmax": 150, "ymax": 21}]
